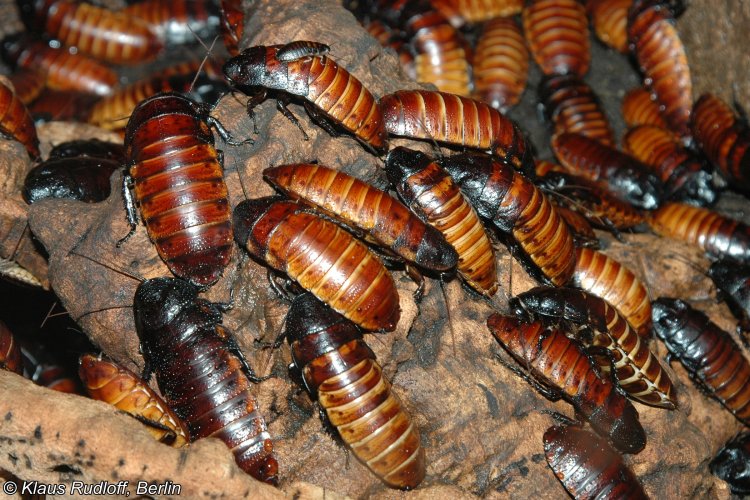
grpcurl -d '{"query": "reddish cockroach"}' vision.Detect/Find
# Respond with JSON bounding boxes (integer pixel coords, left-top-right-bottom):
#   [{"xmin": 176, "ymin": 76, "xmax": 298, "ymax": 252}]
[
  {"xmin": 0, "ymin": 320, "xmax": 23, "ymax": 374},
  {"xmin": 0, "ymin": 78, "xmax": 39, "ymax": 159},
  {"xmin": 586, "ymin": 0, "xmax": 633, "ymax": 53},
  {"xmin": 622, "ymin": 86, "xmax": 668, "ymax": 130}
]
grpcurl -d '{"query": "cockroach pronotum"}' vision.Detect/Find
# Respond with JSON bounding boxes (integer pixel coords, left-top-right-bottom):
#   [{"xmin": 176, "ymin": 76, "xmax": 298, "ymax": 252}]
[
  {"xmin": 544, "ymin": 424, "xmax": 649, "ymax": 500},
  {"xmin": 262, "ymin": 163, "xmax": 459, "ymax": 276},
  {"xmin": 7, "ymin": 67, "xmax": 46, "ymax": 105},
  {"xmin": 622, "ymin": 86, "xmax": 668, "ymax": 130},
  {"xmin": 380, "ymin": 89, "xmax": 535, "ymax": 177},
  {"xmin": 23, "ymin": 156, "xmax": 121, "ymax": 204},
  {"xmin": 652, "ymin": 297, "xmax": 750, "ymax": 426},
  {"xmin": 134, "ymin": 277, "xmax": 278, "ymax": 483},
  {"xmin": 708, "ymin": 259, "xmax": 750, "ymax": 336},
  {"xmin": 0, "ymin": 78, "xmax": 39, "ymax": 160},
  {"xmin": 122, "ymin": 0, "xmax": 221, "ymax": 46},
  {"xmin": 522, "ymin": 0, "xmax": 591, "ymax": 77},
  {"xmin": 219, "ymin": 0, "xmax": 244, "ymax": 56},
  {"xmin": 554, "ymin": 204, "xmax": 600, "ymax": 249},
  {"xmin": 233, "ymin": 197, "xmax": 401, "ymax": 332},
  {"xmin": 0, "ymin": 320, "xmax": 23, "ymax": 375},
  {"xmin": 122, "ymin": 92, "xmax": 233, "ymax": 288},
  {"xmin": 487, "ymin": 313, "xmax": 646, "ymax": 453},
  {"xmin": 586, "ymin": 0, "xmax": 633, "ymax": 54},
  {"xmin": 439, "ymin": 152, "xmax": 576, "ymax": 287},
  {"xmin": 551, "ymin": 132, "xmax": 664, "ymax": 210},
  {"xmin": 222, "ymin": 40, "xmax": 388, "ymax": 154},
  {"xmin": 384, "ymin": 147, "xmax": 498, "ymax": 296},
  {"xmin": 78, "ymin": 353, "xmax": 189, "ymax": 447},
  {"xmin": 511, "ymin": 286, "xmax": 676, "ymax": 409},
  {"xmin": 430, "ymin": 0, "xmax": 523, "ymax": 27},
  {"xmin": 284, "ymin": 293, "xmax": 425, "ymax": 489},
  {"xmin": 710, "ymin": 431, "xmax": 750, "ymax": 495}
]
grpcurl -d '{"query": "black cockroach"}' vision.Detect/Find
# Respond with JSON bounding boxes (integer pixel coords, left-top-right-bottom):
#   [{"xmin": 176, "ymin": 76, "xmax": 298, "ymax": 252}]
[
  {"xmin": 122, "ymin": 0, "xmax": 221, "ymax": 46},
  {"xmin": 0, "ymin": 320, "xmax": 23, "ymax": 375},
  {"xmin": 0, "ymin": 77, "xmax": 39, "ymax": 159},
  {"xmin": 586, "ymin": 0, "xmax": 632, "ymax": 54},
  {"xmin": 23, "ymin": 156, "xmax": 121, "ymax": 204},
  {"xmin": 48, "ymin": 139, "xmax": 126, "ymax": 162},
  {"xmin": 708, "ymin": 259, "xmax": 750, "ymax": 336},
  {"xmin": 710, "ymin": 431, "xmax": 750, "ymax": 496}
]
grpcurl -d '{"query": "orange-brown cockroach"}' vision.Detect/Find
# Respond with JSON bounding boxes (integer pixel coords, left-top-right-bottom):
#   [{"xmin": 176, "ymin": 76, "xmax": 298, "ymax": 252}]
[
  {"xmin": 122, "ymin": 0, "xmax": 221, "ymax": 46},
  {"xmin": 586, "ymin": 0, "xmax": 633, "ymax": 53},
  {"xmin": 7, "ymin": 68, "xmax": 45, "ymax": 105},
  {"xmin": 219, "ymin": 0, "xmax": 243, "ymax": 56},
  {"xmin": 0, "ymin": 320, "xmax": 23, "ymax": 375},
  {"xmin": 234, "ymin": 197, "xmax": 401, "ymax": 332},
  {"xmin": 285, "ymin": 293, "xmax": 425, "ymax": 489},
  {"xmin": 472, "ymin": 16, "xmax": 529, "ymax": 112},
  {"xmin": 522, "ymin": 0, "xmax": 591, "ymax": 77},
  {"xmin": 488, "ymin": 314, "xmax": 646, "ymax": 453},
  {"xmin": 78, "ymin": 353, "xmax": 190, "ymax": 447},
  {"xmin": 0, "ymin": 78, "xmax": 39, "ymax": 160},
  {"xmin": 621, "ymin": 86, "xmax": 668, "ymax": 130},
  {"xmin": 430, "ymin": 0, "xmax": 523, "ymax": 27}
]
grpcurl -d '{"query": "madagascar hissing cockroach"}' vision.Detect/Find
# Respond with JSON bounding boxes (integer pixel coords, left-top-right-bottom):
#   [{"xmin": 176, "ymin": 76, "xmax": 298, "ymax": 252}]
[
  {"xmin": 262, "ymin": 163, "xmax": 458, "ymax": 276},
  {"xmin": 284, "ymin": 293, "xmax": 425, "ymax": 489},
  {"xmin": 122, "ymin": 0, "xmax": 221, "ymax": 46},
  {"xmin": 384, "ymin": 147, "xmax": 498, "ymax": 296},
  {"xmin": 622, "ymin": 86, "xmax": 669, "ymax": 130},
  {"xmin": 219, "ymin": 0, "xmax": 243, "ymax": 56},
  {"xmin": 522, "ymin": 0, "xmax": 591, "ymax": 77},
  {"xmin": 122, "ymin": 91, "xmax": 233, "ymax": 288},
  {"xmin": 78, "ymin": 353, "xmax": 189, "ymax": 447},
  {"xmin": 648, "ymin": 202, "xmax": 750, "ymax": 263},
  {"xmin": 0, "ymin": 78, "xmax": 39, "ymax": 160},
  {"xmin": 233, "ymin": 197, "xmax": 401, "ymax": 332},
  {"xmin": 487, "ymin": 313, "xmax": 646, "ymax": 453},
  {"xmin": 430, "ymin": 0, "xmax": 523, "ymax": 27},
  {"xmin": 586, "ymin": 0, "xmax": 633, "ymax": 54},
  {"xmin": 554, "ymin": 204, "xmax": 600, "ymax": 249},
  {"xmin": 380, "ymin": 89, "xmax": 535, "ymax": 177},
  {"xmin": 222, "ymin": 41, "xmax": 388, "ymax": 154},
  {"xmin": 48, "ymin": 138, "xmax": 125, "ymax": 162},
  {"xmin": 543, "ymin": 423, "xmax": 649, "ymax": 500},
  {"xmin": 710, "ymin": 431, "xmax": 750, "ymax": 495},
  {"xmin": 511, "ymin": 286, "xmax": 676, "ymax": 409},
  {"xmin": 7, "ymin": 67, "xmax": 46, "ymax": 105},
  {"xmin": 21, "ymin": 345, "xmax": 82, "ymax": 394},
  {"xmin": 551, "ymin": 132, "xmax": 664, "ymax": 210},
  {"xmin": 0, "ymin": 320, "xmax": 23, "ymax": 375},
  {"xmin": 623, "ymin": 124, "xmax": 718, "ymax": 206},
  {"xmin": 439, "ymin": 152, "xmax": 576, "ymax": 287},
  {"xmin": 652, "ymin": 297, "xmax": 750, "ymax": 426},
  {"xmin": 708, "ymin": 259, "xmax": 750, "ymax": 336},
  {"xmin": 627, "ymin": 0, "xmax": 692, "ymax": 137},
  {"xmin": 133, "ymin": 277, "xmax": 278, "ymax": 483},
  {"xmin": 23, "ymin": 156, "xmax": 120, "ymax": 204}
]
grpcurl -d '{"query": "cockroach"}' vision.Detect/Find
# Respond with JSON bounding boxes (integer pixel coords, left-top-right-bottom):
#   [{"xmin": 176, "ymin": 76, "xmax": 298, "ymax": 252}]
[
  {"xmin": 284, "ymin": 293, "xmax": 425, "ymax": 489},
  {"xmin": 48, "ymin": 138, "xmax": 125, "ymax": 162},
  {"xmin": 554, "ymin": 204, "xmax": 600, "ymax": 249},
  {"xmin": 511, "ymin": 286, "xmax": 676, "ymax": 409},
  {"xmin": 384, "ymin": 147, "xmax": 498, "ymax": 296},
  {"xmin": 648, "ymin": 202, "xmax": 750, "ymax": 263},
  {"xmin": 586, "ymin": 0, "xmax": 632, "ymax": 53},
  {"xmin": 573, "ymin": 247, "xmax": 652, "ymax": 337},
  {"xmin": 534, "ymin": 159, "xmax": 566, "ymax": 177},
  {"xmin": 122, "ymin": 0, "xmax": 221, "ymax": 46},
  {"xmin": 379, "ymin": 89, "xmax": 535, "ymax": 177},
  {"xmin": 551, "ymin": 132, "xmax": 664, "ymax": 210},
  {"xmin": 219, "ymin": 0, "xmax": 243, "ymax": 56},
  {"xmin": 623, "ymin": 124, "xmax": 718, "ymax": 206},
  {"xmin": 28, "ymin": 89, "xmax": 100, "ymax": 123},
  {"xmin": 543, "ymin": 423, "xmax": 649, "ymax": 500},
  {"xmin": 538, "ymin": 73, "xmax": 615, "ymax": 146},
  {"xmin": 7, "ymin": 67, "xmax": 46, "ymax": 105},
  {"xmin": 439, "ymin": 152, "xmax": 576, "ymax": 287},
  {"xmin": 0, "ymin": 78, "xmax": 39, "ymax": 160},
  {"xmin": 0, "ymin": 320, "xmax": 23, "ymax": 375},
  {"xmin": 652, "ymin": 297, "xmax": 750, "ymax": 426},
  {"xmin": 263, "ymin": 163, "xmax": 458, "ymax": 276},
  {"xmin": 430, "ymin": 0, "xmax": 523, "ymax": 27},
  {"xmin": 233, "ymin": 197, "xmax": 401, "ymax": 332},
  {"xmin": 710, "ymin": 431, "xmax": 750, "ymax": 495},
  {"xmin": 222, "ymin": 41, "xmax": 388, "ymax": 154},
  {"xmin": 78, "ymin": 353, "xmax": 189, "ymax": 447},
  {"xmin": 362, "ymin": 18, "xmax": 417, "ymax": 81},
  {"xmin": 622, "ymin": 86, "xmax": 668, "ymax": 130},
  {"xmin": 708, "ymin": 259, "xmax": 750, "ymax": 335},
  {"xmin": 133, "ymin": 277, "xmax": 278, "ymax": 483},
  {"xmin": 122, "ymin": 91, "xmax": 233, "ymax": 288},
  {"xmin": 22, "ymin": 346, "xmax": 82, "ymax": 394},
  {"xmin": 472, "ymin": 16, "xmax": 529, "ymax": 112},
  {"xmin": 487, "ymin": 313, "xmax": 646, "ymax": 453},
  {"xmin": 23, "ymin": 156, "xmax": 121, "ymax": 204},
  {"xmin": 522, "ymin": 0, "xmax": 591, "ymax": 77},
  {"xmin": 627, "ymin": 0, "xmax": 692, "ymax": 137}
]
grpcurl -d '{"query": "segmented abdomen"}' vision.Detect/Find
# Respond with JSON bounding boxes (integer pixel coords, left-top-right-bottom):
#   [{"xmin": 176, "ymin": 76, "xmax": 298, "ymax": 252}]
[
  {"xmin": 586, "ymin": 0, "xmax": 632, "ymax": 53},
  {"xmin": 0, "ymin": 321, "xmax": 22, "ymax": 374},
  {"xmin": 122, "ymin": 0, "xmax": 221, "ymax": 46},
  {"xmin": 622, "ymin": 86, "xmax": 668, "ymax": 129},
  {"xmin": 431, "ymin": 0, "xmax": 523, "ymax": 25},
  {"xmin": 0, "ymin": 79, "xmax": 39, "ymax": 159}
]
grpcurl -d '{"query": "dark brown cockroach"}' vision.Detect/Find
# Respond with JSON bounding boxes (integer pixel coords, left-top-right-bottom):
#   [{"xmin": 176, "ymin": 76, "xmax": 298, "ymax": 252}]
[
  {"xmin": 622, "ymin": 86, "xmax": 668, "ymax": 130},
  {"xmin": 263, "ymin": 163, "xmax": 458, "ymax": 276},
  {"xmin": 573, "ymin": 247, "xmax": 652, "ymax": 338},
  {"xmin": 538, "ymin": 73, "xmax": 615, "ymax": 146},
  {"xmin": 439, "ymin": 152, "xmax": 576, "ymax": 286},
  {"xmin": 522, "ymin": 0, "xmax": 591, "ymax": 77},
  {"xmin": 0, "ymin": 320, "xmax": 23, "ymax": 375},
  {"xmin": 23, "ymin": 156, "xmax": 120, "ymax": 204},
  {"xmin": 0, "ymin": 78, "xmax": 39, "ymax": 160},
  {"xmin": 78, "ymin": 353, "xmax": 190, "ymax": 447},
  {"xmin": 691, "ymin": 93, "xmax": 750, "ymax": 192},
  {"xmin": 134, "ymin": 277, "xmax": 278, "ymax": 483},
  {"xmin": 710, "ymin": 431, "xmax": 750, "ymax": 495},
  {"xmin": 284, "ymin": 293, "xmax": 425, "ymax": 489},
  {"xmin": 586, "ymin": 0, "xmax": 632, "ymax": 53},
  {"xmin": 430, "ymin": 0, "xmax": 523, "ymax": 27},
  {"xmin": 708, "ymin": 259, "xmax": 750, "ymax": 336},
  {"xmin": 28, "ymin": 89, "xmax": 100, "ymax": 123},
  {"xmin": 544, "ymin": 424, "xmax": 649, "ymax": 500},
  {"xmin": 648, "ymin": 202, "xmax": 750, "ymax": 263},
  {"xmin": 123, "ymin": 92, "xmax": 233, "ymax": 288},
  {"xmin": 653, "ymin": 297, "xmax": 750, "ymax": 426},
  {"xmin": 551, "ymin": 132, "xmax": 664, "ymax": 210},
  {"xmin": 511, "ymin": 286, "xmax": 676, "ymax": 409},
  {"xmin": 122, "ymin": 0, "xmax": 221, "ymax": 46},
  {"xmin": 627, "ymin": 0, "xmax": 692, "ymax": 137},
  {"xmin": 554, "ymin": 204, "xmax": 600, "ymax": 249},
  {"xmin": 487, "ymin": 313, "xmax": 646, "ymax": 453},
  {"xmin": 222, "ymin": 41, "xmax": 388, "ymax": 154},
  {"xmin": 623, "ymin": 124, "xmax": 718, "ymax": 206},
  {"xmin": 219, "ymin": 0, "xmax": 243, "ymax": 56},
  {"xmin": 384, "ymin": 147, "xmax": 498, "ymax": 296},
  {"xmin": 48, "ymin": 138, "xmax": 126, "ymax": 162},
  {"xmin": 233, "ymin": 197, "xmax": 401, "ymax": 332},
  {"xmin": 7, "ymin": 68, "xmax": 46, "ymax": 105},
  {"xmin": 472, "ymin": 16, "xmax": 529, "ymax": 112},
  {"xmin": 380, "ymin": 89, "xmax": 535, "ymax": 177}
]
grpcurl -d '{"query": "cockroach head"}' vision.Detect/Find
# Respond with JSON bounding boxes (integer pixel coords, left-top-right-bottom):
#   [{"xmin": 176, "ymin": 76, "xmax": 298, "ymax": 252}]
[
  {"xmin": 134, "ymin": 277, "xmax": 199, "ymax": 330},
  {"xmin": 223, "ymin": 47, "xmax": 267, "ymax": 87},
  {"xmin": 651, "ymin": 297, "xmax": 688, "ymax": 337},
  {"xmin": 384, "ymin": 147, "xmax": 431, "ymax": 185},
  {"xmin": 283, "ymin": 293, "xmax": 357, "ymax": 344}
]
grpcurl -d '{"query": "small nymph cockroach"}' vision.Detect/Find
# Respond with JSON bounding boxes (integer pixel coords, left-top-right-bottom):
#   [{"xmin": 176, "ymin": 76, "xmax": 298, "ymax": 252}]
[
  {"xmin": 78, "ymin": 353, "xmax": 189, "ymax": 447},
  {"xmin": 488, "ymin": 313, "xmax": 646, "ymax": 453},
  {"xmin": 652, "ymin": 297, "xmax": 750, "ymax": 426},
  {"xmin": 233, "ymin": 197, "xmax": 401, "ymax": 332},
  {"xmin": 23, "ymin": 156, "xmax": 121, "ymax": 204},
  {"xmin": 708, "ymin": 259, "xmax": 750, "ymax": 336},
  {"xmin": 430, "ymin": 0, "xmax": 523, "ymax": 27},
  {"xmin": 710, "ymin": 431, "xmax": 750, "ymax": 496},
  {"xmin": 219, "ymin": 0, "xmax": 243, "ymax": 56},
  {"xmin": 222, "ymin": 41, "xmax": 388, "ymax": 154},
  {"xmin": 122, "ymin": 0, "xmax": 221, "ymax": 47},
  {"xmin": 134, "ymin": 277, "xmax": 278, "ymax": 483},
  {"xmin": 0, "ymin": 320, "xmax": 23, "ymax": 375},
  {"xmin": 586, "ymin": 0, "xmax": 633, "ymax": 53},
  {"xmin": 622, "ymin": 86, "xmax": 668, "ymax": 130},
  {"xmin": 284, "ymin": 293, "xmax": 425, "ymax": 489},
  {"xmin": 0, "ymin": 78, "xmax": 39, "ymax": 159}
]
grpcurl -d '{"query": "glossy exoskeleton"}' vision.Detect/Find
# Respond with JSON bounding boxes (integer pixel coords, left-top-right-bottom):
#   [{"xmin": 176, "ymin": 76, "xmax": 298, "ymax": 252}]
[
  {"xmin": 0, "ymin": 78, "xmax": 39, "ymax": 159},
  {"xmin": 133, "ymin": 277, "xmax": 278, "ymax": 483},
  {"xmin": 622, "ymin": 86, "xmax": 668, "ymax": 130},
  {"xmin": 23, "ymin": 156, "xmax": 120, "ymax": 204},
  {"xmin": 48, "ymin": 138, "xmax": 126, "ymax": 162},
  {"xmin": 586, "ymin": 0, "xmax": 632, "ymax": 53},
  {"xmin": 284, "ymin": 293, "xmax": 425, "ymax": 489},
  {"xmin": 430, "ymin": 0, "xmax": 523, "ymax": 27},
  {"xmin": 488, "ymin": 313, "xmax": 646, "ymax": 453},
  {"xmin": 710, "ymin": 431, "xmax": 750, "ymax": 495},
  {"xmin": 708, "ymin": 259, "xmax": 750, "ymax": 335},
  {"xmin": 123, "ymin": 0, "xmax": 221, "ymax": 46},
  {"xmin": 653, "ymin": 298, "xmax": 750, "ymax": 425},
  {"xmin": 0, "ymin": 320, "xmax": 23, "ymax": 374}
]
